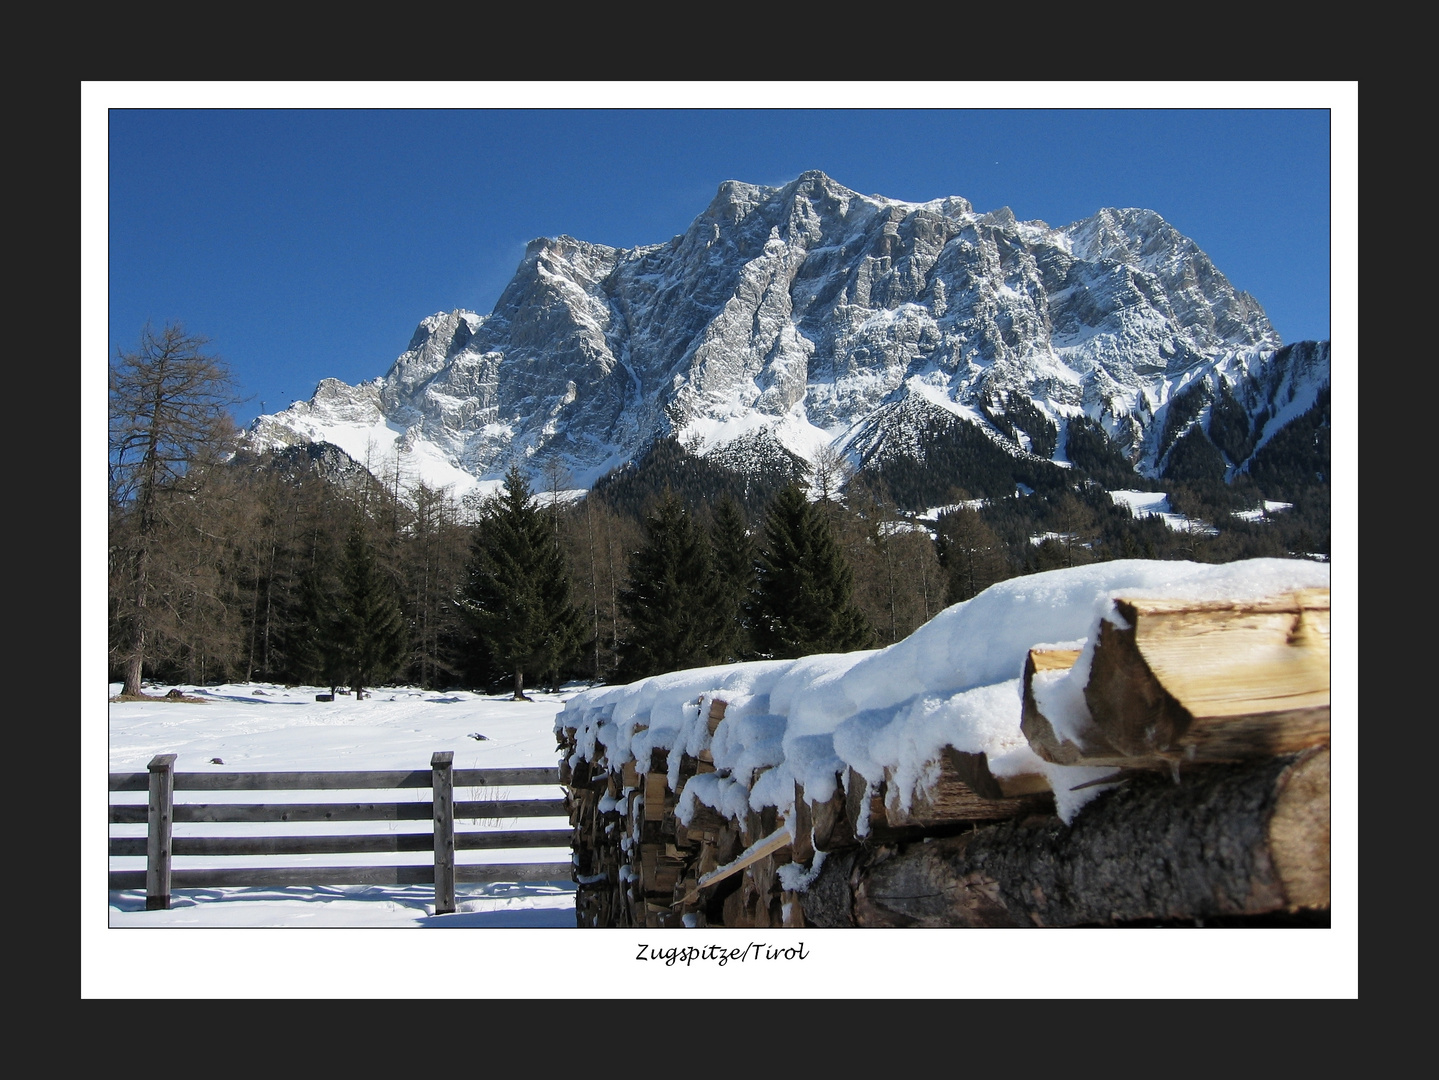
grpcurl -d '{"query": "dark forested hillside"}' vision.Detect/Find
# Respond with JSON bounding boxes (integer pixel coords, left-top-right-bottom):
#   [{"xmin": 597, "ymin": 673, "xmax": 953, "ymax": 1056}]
[
  {"xmin": 861, "ymin": 410, "xmax": 1074, "ymax": 511},
  {"xmin": 590, "ymin": 435, "xmax": 800, "ymax": 520},
  {"xmin": 111, "ymin": 398, "xmax": 1330, "ymax": 693}
]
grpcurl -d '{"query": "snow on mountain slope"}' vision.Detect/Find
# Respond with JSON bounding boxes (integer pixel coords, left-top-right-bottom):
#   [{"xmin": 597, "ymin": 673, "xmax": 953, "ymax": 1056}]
[{"xmin": 243, "ymin": 171, "xmax": 1324, "ymax": 499}]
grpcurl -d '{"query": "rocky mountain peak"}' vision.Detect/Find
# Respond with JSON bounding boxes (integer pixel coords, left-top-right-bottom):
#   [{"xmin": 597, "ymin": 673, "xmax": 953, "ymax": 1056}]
[{"xmin": 244, "ymin": 173, "xmax": 1323, "ymax": 507}]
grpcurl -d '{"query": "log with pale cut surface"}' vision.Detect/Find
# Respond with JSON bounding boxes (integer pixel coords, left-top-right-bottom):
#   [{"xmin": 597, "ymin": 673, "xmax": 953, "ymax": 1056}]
[
  {"xmin": 1021, "ymin": 590, "xmax": 1330, "ymax": 768},
  {"xmin": 1021, "ymin": 647, "xmax": 1126, "ymax": 766},
  {"xmin": 1085, "ymin": 588, "xmax": 1330, "ymax": 763}
]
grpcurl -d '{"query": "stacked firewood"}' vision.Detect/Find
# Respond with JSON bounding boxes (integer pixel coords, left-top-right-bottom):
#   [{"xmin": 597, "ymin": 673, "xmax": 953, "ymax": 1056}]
[
  {"xmin": 559, "ymin": 588, "xmax": 1332, "ymax": 927},
  {"xmin": 559, "ymin": 701, "xmax": 765, "ymax": 928}
]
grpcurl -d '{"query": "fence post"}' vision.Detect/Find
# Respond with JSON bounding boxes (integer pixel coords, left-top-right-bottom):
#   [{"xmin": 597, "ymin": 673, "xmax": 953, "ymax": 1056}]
[
  {"xmin": 432, "ymin": 751, "xmax": 455, "ymax": 915},
  {"xmin": 145, "ymin": 753, "xmax": 177, "ymax": 910}
]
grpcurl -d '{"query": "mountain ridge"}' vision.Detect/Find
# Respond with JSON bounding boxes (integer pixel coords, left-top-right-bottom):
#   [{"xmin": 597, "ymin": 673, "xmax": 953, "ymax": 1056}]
[{"xmin": 243, "ymin": 171, "xmax": 1324, "ymax": 505}]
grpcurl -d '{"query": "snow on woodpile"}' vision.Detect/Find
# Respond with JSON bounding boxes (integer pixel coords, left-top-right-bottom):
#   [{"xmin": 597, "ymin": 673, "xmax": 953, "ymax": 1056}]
[{"xmin": 556, "ymin": 558, "xmax": 1332, "ymax": 928}]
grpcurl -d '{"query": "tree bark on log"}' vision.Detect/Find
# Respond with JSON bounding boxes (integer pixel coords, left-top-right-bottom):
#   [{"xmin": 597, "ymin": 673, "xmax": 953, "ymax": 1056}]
[{"xmin": 802, "ymin": 748, "xmax": 1329, "ymax": 927}]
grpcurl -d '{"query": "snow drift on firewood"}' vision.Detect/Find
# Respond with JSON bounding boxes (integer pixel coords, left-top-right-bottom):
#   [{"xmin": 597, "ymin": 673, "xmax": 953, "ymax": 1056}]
[{"xmin": 557, "ymin": 558, "xmax": 1330, "ymax": 825}]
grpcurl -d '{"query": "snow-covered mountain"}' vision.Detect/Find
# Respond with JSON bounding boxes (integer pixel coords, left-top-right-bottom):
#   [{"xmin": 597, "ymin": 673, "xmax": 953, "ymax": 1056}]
[{"xmin": 244, "ymin": 171, "xmax": 1328, "ymax": 501}]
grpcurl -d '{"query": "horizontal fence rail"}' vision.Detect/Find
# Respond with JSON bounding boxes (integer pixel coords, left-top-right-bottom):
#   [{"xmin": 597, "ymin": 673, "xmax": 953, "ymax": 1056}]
[
  {"xmin": 107, "ymin": 765, "xmax": 564, "ymax": 791},
  {"xmin": 108, "ymin": 798, "xmax": 566, "ymax": 824},
  {"xmin": 109, "ymin": 754, "xmax": 571, "ymax": 914},
  {"xmin": 107, "ymin": 830, "xmax": 574, "ymax": 857}
]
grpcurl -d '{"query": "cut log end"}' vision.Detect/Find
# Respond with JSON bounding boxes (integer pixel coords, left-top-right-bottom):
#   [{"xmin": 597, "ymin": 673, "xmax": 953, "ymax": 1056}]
[
  {"xmin": 884, "ymin": 748, "xmax": 1053, "ymax": 827},
  {"xmin": 1268, "ymin": 746, "xmax": 1330, "ymax": 911},
  {"xmin": 1021, "ymin": 647, "xmax": 1122, "ymax": 765}
]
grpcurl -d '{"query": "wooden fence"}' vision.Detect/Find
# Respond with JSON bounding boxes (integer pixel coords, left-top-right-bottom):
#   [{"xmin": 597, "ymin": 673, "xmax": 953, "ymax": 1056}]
[{"xmin": 109, "ymin": 752, "xmax": 571, "ymax": 914}]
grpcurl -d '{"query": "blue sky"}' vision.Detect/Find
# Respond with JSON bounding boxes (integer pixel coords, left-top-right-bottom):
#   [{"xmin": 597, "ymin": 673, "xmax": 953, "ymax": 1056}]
[{"xmin": 90, "ymin": 85, "xmax": 1351, "ymax": 431}]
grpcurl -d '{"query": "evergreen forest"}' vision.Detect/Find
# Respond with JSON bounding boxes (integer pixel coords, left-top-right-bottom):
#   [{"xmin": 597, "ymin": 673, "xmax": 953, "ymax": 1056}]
[{"xmin": 109, "ymin": 323, "xmax": 1331, "ymax": 696}]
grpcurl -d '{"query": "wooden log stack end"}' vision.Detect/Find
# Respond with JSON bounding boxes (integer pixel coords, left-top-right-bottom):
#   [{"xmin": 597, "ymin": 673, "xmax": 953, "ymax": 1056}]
[
  {"xmin": 1267, "ymin": 745, "xmax": 1330, "ymax": 911},
  {"xmin": 791, "ymin": 782, "xmax": 816, "ymax": 865},
  {"xmin": 643, "ymin": 772, "xmax": 668, "ymax": 822},
  {"xmin": 706, "ymin": 698, "xmax": 728, "ymax": 734},
  {"xmin": 809, "ymin": 776, "xmax": 854, "ymax": 853},
  {"xmin": 884, "ymin": 748, "xmax": 1054, "ymax": 828},
  {"xmin": 1023, "ymin": 648, "xmax": 1110, "ymax": 766}
]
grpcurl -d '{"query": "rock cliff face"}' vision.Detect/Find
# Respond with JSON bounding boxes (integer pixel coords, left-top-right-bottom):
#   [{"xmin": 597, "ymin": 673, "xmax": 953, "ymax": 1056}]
[{"xmin": 245, "ymin": 171, "xmax": 1324, "ymax": 496}]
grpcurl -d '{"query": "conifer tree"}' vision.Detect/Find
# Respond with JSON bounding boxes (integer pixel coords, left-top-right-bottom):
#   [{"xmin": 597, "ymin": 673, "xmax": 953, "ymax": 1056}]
[
  {"xmin": 709, "ymin": 495, "xmax": 757, "ymax": 662},
  {"xmin": 753, "ymin": 484, "xmax": 874, "ymax": 659},
  {"xmin": 559, "ymin": 495, "xmax": 644, "ymax": 684},
  {"xmin": 294, "ymin": 521, "xmax": 408, "ymax": 698},
  {"xmin": 935, "ymin": 505, "xmax": 1012, "ymax": 605},
  {"xmin": 461, "ymin": 465, "xmax": 585, "ymax": 699},
  {"xmin": 397, "ymin": 481, "xmax": 471, "ymax": 689},
  {"xmin": 335, "ymin": 524, "xmax": 409, "ymax": 699},
  {"xmin": 292, "ymin": 540, "xmax": 346, "ymax": 695},
  {"xmin": 615, "ymin": 492, "xmax": 727, "ymax": 680}
]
